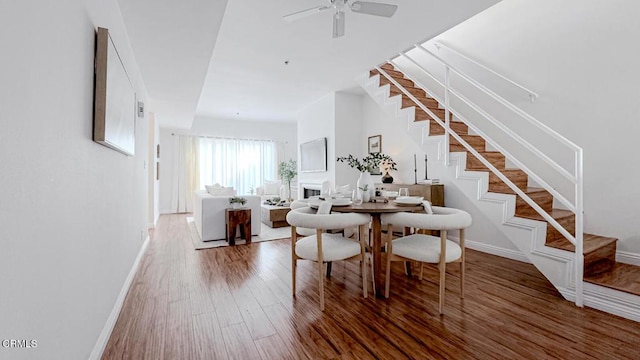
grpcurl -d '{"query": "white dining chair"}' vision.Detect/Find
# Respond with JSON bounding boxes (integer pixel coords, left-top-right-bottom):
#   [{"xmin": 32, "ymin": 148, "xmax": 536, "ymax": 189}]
[
  {"xmin": 381, "ymin": 207, "xmax": 472, "ymax": 314},
  {"xmin": 286, "ymin": 205, "xmax": 371, "ymax": 311}
]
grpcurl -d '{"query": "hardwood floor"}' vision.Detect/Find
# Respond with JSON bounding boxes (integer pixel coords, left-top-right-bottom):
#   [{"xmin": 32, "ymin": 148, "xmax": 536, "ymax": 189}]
[{"xmin": 102, "ymin": 214, "xmax": 640, "ymax": 359}]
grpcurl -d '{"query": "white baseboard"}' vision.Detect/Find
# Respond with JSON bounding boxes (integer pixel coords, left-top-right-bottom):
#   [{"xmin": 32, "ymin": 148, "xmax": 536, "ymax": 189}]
[
  {"xmin": 89, "ymin": 235, "xmax": 150, "ymax": 360},
  {"xmin": 583, "ymin": 283, "xmax": 640, "ymax": 322},
  {"xmin": 447, "ymin": 235, "xmax": 530, "ymax": 264},
  {"xmin": 617, "ymin": 251, "xmax": 640, "ymax": 266}
]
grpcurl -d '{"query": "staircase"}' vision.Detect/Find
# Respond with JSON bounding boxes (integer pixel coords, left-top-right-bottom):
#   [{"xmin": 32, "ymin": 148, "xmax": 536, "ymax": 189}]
[{"xmin": 360, "ymin": 62, "xmax": 640, "ymax": 320}]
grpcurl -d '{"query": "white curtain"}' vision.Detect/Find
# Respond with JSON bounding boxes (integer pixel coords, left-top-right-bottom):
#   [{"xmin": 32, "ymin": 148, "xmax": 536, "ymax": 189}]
[
  {"xmin": 170, "ymin": 135, "xmax": 200, "ymax": 213},
  {"xmin": 198, "ymin": 137, "xmax": 277, "ymax": 195}
]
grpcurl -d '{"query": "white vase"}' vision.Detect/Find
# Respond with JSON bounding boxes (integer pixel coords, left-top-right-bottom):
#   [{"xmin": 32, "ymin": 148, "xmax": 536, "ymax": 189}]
[{"xmin": 357, "ymin": 171, "xmax": 375, "ymax": 202}]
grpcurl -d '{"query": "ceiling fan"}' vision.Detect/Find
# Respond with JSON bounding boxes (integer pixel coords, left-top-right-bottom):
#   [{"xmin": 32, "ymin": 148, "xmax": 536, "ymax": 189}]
[{"xmin": 283, "ymin": 0, "xmax": 398, "ymax": 38}]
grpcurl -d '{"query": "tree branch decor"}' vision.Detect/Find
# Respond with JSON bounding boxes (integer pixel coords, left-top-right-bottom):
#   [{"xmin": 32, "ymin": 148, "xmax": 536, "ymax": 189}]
[
  {"xmin": 336, "ymin": 153, "xmax": 397, "ymax": 173},
  {"xmin": 278, "ymin": 159, "xmax": 297, "ymax": 201}
]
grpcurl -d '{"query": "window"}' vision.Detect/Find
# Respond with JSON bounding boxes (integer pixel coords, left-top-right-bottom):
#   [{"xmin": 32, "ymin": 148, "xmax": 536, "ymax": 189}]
[{"xmin": 198, "ymin": 137, "xmax": 276, "ymax": 194}]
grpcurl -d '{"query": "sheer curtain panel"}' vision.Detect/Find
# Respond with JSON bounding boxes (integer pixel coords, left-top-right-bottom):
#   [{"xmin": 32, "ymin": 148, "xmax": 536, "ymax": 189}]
[
  {"xmin": 198, "ymin": 137, "xmax": 276, "ymax": 195},
  {"xmin": 170, "ymin": 135, "xmax": 199, "ymax": 213}
]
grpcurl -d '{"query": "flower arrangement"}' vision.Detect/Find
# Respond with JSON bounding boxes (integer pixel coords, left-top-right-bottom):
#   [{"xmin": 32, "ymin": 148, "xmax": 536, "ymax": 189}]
[
  {"xmin": 263, "ymin": 197, "xmax": 281, "ymax": 206},
  {"xmin": 336, "ymin": 153, "xmax": 397, "ymax": 173},
  {"xmin": 229, "ymin": 196, "xmax": 247, "ymax": 206}
]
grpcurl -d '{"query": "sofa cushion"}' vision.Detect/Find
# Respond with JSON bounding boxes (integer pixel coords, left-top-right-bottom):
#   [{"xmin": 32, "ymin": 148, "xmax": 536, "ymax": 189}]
[
  {"xmin": 263, "ymin": 180, "xmax": 282, "ymax": 195},
  {"xmin": 205, "ymin": 183, "xmax": 235, "ymax": 196}
]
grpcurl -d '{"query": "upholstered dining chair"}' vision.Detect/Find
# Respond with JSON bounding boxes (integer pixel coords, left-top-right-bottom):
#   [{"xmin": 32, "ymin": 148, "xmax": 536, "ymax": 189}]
[
  {"xmin": 289, "ymin": 199, "xmax": 359, "ymax": 278},
  {"xmin": 381, "ymin": 207, "xmax": 472, "ymax": 314},
  {"xmin": 286, "ymin": 205, "xmax": 371, "ymax": 311}
]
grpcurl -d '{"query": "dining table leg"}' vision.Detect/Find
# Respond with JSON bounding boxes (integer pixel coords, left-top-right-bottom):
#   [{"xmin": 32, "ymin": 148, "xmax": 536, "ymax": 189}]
[{"xmin": 371, "ymin": 213, "xmax": 384, "ymax": 298}]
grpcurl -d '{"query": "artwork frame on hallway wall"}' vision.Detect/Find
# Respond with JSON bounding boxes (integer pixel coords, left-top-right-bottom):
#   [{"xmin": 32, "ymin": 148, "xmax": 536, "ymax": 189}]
[{"xmin": 93, "ymin": 27, "xmax": 136, "ymax": 156}]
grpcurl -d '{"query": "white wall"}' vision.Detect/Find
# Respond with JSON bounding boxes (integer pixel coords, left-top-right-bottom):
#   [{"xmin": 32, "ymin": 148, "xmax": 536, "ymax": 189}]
[
  {"xmin": 335, "ymin": 92, "xmax": 365, "ymax": 188},
  {"xmin": 0, "ymin": 1, "xmax": 150, "ymax": 359},
  {"xmin": 297, "ymin": 93, "xmax": 336, "ymax": 193},
  {"xmin": 433, "ymin": 0, "xmax": 640, "ymax": 253},
  {"xmin": 159, "ymin": 117, "xmax": 297, "ymax": 213}
]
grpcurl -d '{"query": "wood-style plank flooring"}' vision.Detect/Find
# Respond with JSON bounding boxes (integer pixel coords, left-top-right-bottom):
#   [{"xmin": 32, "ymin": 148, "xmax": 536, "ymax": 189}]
[{"xmin": 102, "ymin": 214, "xmax": 640, "ymax": 359}]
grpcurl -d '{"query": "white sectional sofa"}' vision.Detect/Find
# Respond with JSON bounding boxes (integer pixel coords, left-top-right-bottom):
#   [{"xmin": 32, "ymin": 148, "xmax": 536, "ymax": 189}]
[{"xmin": 192, "ymin": 190, "xmax": 261, "ymax": 241}]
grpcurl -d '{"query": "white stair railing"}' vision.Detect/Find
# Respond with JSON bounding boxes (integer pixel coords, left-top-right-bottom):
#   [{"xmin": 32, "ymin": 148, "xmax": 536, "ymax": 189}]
[{"xmin": 373, "ymin": 44, "xmax": 584, "ymax": 307}]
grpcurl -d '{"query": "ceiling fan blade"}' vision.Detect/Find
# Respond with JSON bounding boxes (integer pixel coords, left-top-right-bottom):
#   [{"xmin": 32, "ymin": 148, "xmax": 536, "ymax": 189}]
[
  {"xmin": 283, "ymin": 5, "xmax": 330, "ymax": 22},
  {"xmin": 332, "ymin": 11, "xmax": 345, "ymax": 38},
  {"xmin": 350, "ymin": 1, "xmax": 397, "ymax": 17}
]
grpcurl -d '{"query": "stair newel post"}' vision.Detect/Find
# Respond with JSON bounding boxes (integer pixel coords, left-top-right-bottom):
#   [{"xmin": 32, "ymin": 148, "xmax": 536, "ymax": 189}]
[
  {"xmin": 575, "ymin": 148, "xmax": 585, "ymax": 307},
  {"xmin": 444, "ymin": 66, "xmax": 451, "ymax": 166}
]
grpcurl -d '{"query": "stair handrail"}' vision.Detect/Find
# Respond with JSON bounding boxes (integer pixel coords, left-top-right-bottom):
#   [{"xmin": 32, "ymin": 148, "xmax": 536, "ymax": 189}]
[
  {"xmin": 373, "ymin": 48, "xmax": 584, "ymax": 307},
  {"xmin": 375, "ymin": 65, "xmax": 578, "ymax": 242},
  {"xmin": 433, "ymin": 41, "xmax": 539, "ymax": 103},
  {"xmin": 417, "ymin": 45, "xmax": 583, "ymax": 156},
  {"xmin": 395, "ymin": 53, "xmax": 577, "ymax": 211}
]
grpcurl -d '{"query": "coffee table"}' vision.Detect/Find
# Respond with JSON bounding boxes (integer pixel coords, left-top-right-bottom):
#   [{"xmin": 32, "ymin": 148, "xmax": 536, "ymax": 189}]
[{"xmin": 261, "ymin": 205, "xmax": 291, "ymax": 228}]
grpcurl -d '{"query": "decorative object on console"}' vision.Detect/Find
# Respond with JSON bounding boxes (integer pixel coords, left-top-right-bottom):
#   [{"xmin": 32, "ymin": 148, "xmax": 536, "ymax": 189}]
[
  {"xmin": 278, "ymin": 159, "xmax": 297, "ymax": 201},
  {"xmin": 424, "ymin": 154, "xmax": 428, "ymax": 180},
  {"xmin": 413, "ymin": 154, "xmax": 417, "ymax": 184},
  {"xmin": 229, "ymin": 196, "xmax": 247, "ymax": 209},
  {"xmin": 380, "ymin": 158, "xmax": 397, "ymax": 184}
]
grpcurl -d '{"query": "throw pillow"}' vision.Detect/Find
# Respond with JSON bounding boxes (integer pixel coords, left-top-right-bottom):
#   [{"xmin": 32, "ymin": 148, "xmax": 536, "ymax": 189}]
[
  {"xmin": 263, "ymin": 180, "xmax": 282, "ymax": 195},
  {"xmin": 218, "ymin": 186, "xmax": 235, "ymax": 196},
  {"xmin": 205, "ymin": 183, "xmax": 222, "ymax": 195},
  {"xmin": 206, "ymin": 183, "xmax": 236, "ymax": 196}
]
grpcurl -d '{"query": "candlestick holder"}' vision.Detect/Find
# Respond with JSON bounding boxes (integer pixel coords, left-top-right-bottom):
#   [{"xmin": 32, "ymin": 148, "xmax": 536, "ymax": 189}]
[{"xmin": 424, "ymin": 155, "xmax": 429, "ymax": 180}]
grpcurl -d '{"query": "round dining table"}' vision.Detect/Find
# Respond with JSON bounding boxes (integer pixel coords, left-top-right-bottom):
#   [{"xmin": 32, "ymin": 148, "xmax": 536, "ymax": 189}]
[{"xmin": 331, "ymin": 201, "xmax": 422, "ymax": 297}]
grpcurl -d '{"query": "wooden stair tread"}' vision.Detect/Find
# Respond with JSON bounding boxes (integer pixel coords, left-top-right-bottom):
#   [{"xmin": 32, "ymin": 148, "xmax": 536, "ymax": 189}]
[
  {"xmin": 584, "ymin": 263, "xmax": 640, "ymax": 296},
  {"xmin": 545, "ymin": 233, "xmax": 617, "ymax": 254},
  {"xmin": 489, "ymin": 185, "xmax": 550, "ymax": 196},
  {"xmin": 516, "ymin": 208, "xmax": 574, "ymax": 221}
]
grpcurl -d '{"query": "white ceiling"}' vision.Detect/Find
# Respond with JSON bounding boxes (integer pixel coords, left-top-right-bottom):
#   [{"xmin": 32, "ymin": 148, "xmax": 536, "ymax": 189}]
[{"xmin": 119, "ymin": 0, "xmax": 498, "ymax": 129}]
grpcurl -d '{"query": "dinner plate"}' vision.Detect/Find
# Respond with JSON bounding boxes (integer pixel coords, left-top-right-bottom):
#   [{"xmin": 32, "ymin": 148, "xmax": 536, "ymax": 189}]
[
  {"xmin": 330, "ymin": 198, "xmax": 352, "ymax": 206},
  {"xmin": 393, "ymin": 196, "xmax": 423, "ymax": 206}
]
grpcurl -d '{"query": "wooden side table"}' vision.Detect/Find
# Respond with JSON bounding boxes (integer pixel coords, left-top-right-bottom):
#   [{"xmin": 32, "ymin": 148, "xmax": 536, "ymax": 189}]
[{"xmin": 225, "ymin": 208, "xmax": 251, "ymax": 245}]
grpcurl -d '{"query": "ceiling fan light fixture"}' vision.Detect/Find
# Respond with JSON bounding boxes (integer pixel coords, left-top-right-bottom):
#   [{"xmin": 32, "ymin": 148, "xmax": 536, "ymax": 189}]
[
  {"xmin": 283, "ymin": 0, "xmax": 398, "ymax": 38},
  {"xmin": 332, "ymin": 11, "xmax": 345, "ymax": 38},
  {"xmin": 350, "ymin": 1, "xmax": 397, "ymax": 17}
]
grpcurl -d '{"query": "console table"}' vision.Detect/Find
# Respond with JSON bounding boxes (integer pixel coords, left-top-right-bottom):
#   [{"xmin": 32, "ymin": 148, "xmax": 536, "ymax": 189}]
[
  {"xmin": 376, "ymin": 183, "xmax": 444, "ymax": 206},
  {"xmin": 225, "ymin": 208, "xmax": 252, "ymax": 245}
]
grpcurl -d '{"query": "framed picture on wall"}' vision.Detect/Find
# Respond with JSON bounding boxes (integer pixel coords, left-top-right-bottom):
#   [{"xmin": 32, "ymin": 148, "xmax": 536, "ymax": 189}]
[
  {"xmin": 368, "ymin": 135, "xmax": 382, "ymax": 174},
  {"xmin": 368, "ymin": 135, "xmax": 381, "ymax": 154}
]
